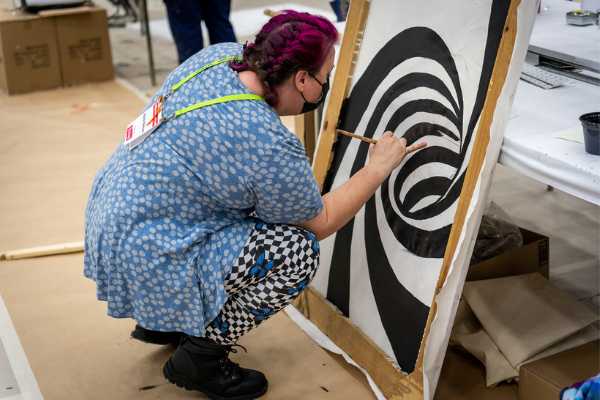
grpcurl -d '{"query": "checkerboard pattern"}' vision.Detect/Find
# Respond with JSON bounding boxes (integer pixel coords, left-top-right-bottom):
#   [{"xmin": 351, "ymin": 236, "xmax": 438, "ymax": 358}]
[{"xmin": 205, "ymin": 221, "xmax": 320, "ymax": 344}]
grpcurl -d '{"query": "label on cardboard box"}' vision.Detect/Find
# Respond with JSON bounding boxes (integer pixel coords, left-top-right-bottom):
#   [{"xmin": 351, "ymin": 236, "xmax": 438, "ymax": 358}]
[
  {"xmin": 14, "ymin": 44, "xmax": 51, "ymax": 69},
  {"xmin": 124, "ymin": 100, "xmax": 162, "ymax": 150},
  {"xmin": 54, "ymin": 7, "xmax": 114, "ymax": 86},
  {"xmin": 67, "ymin": 37, "xmax": 103, "ymax": 62}
]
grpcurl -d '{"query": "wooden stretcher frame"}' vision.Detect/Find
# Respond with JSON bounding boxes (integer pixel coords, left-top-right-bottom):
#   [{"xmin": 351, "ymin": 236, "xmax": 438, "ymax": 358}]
[
  {"xmin": 293, "ymin": 0, "xmax": 524, "ymax": 398},
  {"xmin": 294, "ymin": 111, "xmax": 317, "ymax": 165}
]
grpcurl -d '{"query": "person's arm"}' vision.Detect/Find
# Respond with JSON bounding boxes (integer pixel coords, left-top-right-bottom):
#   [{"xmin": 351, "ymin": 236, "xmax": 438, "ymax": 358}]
[{"xmin": 295, "ymin": 131, "xmax": 427, "ymax": 241}]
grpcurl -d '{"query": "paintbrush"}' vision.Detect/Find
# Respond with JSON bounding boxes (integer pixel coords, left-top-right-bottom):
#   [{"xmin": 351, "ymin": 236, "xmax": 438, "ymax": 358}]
[{"xmin": 336, "ymin": 129, "xmax": 378, "ymax": 144}]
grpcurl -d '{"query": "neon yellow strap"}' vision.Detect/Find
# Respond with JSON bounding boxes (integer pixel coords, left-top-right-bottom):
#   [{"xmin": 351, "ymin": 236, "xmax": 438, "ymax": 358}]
[
  {"xmin": 171, "ymin": 56, "xmax": 243, "ymax": 92},
  {"xmin": 163, "ymin": 56, "xmax": 264, "ymax": 120},
  {"xmin": 174, "ymin": 94, "xmax": 266, "ymax": 118}
]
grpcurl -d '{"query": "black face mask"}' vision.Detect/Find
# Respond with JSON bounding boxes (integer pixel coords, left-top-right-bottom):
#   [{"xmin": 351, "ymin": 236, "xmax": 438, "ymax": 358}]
[{"xmin": 300, "ymin": 74, "xmax": 330, "ymax": 114}]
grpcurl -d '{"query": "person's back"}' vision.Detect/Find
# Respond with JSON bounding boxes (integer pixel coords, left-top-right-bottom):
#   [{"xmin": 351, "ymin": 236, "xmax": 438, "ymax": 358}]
[{"xmin": 85, "ymin": 42, "xmax": 320, "ymax": 334}]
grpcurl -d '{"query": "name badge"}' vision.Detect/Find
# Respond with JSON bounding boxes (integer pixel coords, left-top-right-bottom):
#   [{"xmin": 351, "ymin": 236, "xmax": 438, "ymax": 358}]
[{"xmin": 124, "ymin": 98, "xmax": 163, "ymax": 150}]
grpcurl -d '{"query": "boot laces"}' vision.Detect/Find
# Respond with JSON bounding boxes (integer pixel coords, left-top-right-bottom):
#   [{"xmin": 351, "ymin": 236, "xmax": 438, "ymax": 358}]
[{"xmin": 219, "ymin": 344, "xmax": 247, "ymax": 381}]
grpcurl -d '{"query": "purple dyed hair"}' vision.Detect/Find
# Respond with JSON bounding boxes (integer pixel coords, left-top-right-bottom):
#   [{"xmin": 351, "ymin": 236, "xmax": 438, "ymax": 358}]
[{"xmin": 230, "ymin": 10, "xmax": 339, "ymax": 107}]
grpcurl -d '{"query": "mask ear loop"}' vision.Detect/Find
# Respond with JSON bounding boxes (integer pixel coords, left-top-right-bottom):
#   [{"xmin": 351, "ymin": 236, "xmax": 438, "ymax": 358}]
[
  {"xmin": 300, "ymin": 91, "xmax": 311, "ymax": 104},
  {"xmin": 303, "ymin": 73, "xmax": 325, "ymax": 104}
]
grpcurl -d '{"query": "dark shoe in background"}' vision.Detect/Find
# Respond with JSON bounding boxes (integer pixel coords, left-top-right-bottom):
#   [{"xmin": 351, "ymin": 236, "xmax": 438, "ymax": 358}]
[
  {"xmin": 130, "ymin": 324, "xmax": 184, "ymax": 345},
  {"xmin": 163, "ymin": 336, "xmax": 268, "ymax": 400}
]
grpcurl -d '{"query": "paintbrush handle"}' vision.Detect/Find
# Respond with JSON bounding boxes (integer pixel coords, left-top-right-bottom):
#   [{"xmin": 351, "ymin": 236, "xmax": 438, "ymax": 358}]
[{"xmin": 336, "ymin": 129, "xmax": 378, "ymax": 144}]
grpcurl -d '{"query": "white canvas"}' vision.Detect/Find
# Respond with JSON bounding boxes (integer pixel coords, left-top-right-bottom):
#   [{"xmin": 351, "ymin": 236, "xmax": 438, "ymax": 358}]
[{"xmin": 311, "ymin": 0, "xmax": 539, "ymax": 386}]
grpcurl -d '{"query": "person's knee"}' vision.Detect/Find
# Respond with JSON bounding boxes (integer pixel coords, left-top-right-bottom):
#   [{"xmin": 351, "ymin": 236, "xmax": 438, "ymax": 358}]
[
  {"xmin": 254, "ymin": 221, "xmax": 320, "ymax": 280},
  {"xmin": 288, "ymin": 225, "xmax": 320, "ymax": 280}
]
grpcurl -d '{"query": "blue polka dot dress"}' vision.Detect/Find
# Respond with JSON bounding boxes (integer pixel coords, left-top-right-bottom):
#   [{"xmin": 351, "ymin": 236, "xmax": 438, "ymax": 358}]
[{"xmin": 84, "ymin": 43, "xmax": 323, "ymax": 336}]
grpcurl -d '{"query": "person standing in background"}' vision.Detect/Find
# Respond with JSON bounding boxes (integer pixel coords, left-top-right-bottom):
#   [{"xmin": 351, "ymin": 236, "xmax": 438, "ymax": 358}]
[{"xmin": 163, "ymin": 0, "xmax": 237, "ymax": 64}]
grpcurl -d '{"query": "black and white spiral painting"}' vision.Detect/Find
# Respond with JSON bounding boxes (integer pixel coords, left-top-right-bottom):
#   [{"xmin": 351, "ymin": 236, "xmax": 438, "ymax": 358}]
[{"xmin": 311, "ymin": 0, "xmax": 537, "ymax": 376}]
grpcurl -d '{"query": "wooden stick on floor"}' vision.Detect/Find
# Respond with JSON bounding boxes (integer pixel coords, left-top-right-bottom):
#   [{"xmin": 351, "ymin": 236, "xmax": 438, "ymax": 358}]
[{"xmin": 0, "ymin": 241, "xmax": 84, "ymax": 261}]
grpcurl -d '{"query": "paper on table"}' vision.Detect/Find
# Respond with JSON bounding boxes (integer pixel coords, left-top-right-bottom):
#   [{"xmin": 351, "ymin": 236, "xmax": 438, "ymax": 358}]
[{"xmin": 552, "ymin": 125, "xmax": 584, "ymax": 144}]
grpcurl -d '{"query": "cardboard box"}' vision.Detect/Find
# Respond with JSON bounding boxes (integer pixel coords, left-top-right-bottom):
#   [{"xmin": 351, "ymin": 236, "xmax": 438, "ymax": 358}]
[
  {"xmin": 54, "ymin": 7, "xmax": 113, "ymax": 87},
  {"xmin": 518, "ymin": 340, "xmax": 599, "ymax": 400},
  {"xmin": 435, "ymin": 347, "xmax": 518, "ymax": 400},
  {"xmin": 466, "ymin": 227, "xmax": 549, "ymax": 282},
  {"xmin": 0, "ymin": 9, "xmax": 62, "ymax": 94},
  {"xmin": 0, "ymin": 6, "xmax": 112, "ymax": 95}
]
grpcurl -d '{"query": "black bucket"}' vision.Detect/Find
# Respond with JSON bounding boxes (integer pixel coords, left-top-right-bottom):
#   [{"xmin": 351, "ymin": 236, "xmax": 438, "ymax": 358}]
[{"xmin": 580, "ymin": 112, "xmax": 600, "ymax": 156}]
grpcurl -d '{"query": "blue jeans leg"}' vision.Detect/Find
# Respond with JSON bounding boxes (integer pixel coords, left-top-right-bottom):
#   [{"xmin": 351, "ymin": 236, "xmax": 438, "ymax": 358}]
[
  {"xmin": 200, "ymin": 0, "xmax": 236, "ymax": 45},
  {"xmin": 163, "ymin": 0, "xmax": 204, "ymax": 64}
]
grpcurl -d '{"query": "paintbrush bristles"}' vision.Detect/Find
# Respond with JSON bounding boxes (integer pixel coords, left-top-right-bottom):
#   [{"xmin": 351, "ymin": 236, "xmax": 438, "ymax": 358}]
[{"xmin": 336, "ymin": 129, "xmax": 378, "ymax": 144}]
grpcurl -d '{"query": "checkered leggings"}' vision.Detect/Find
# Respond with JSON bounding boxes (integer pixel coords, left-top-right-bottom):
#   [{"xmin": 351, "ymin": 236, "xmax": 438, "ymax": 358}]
[{"xmin": 204, "ymin": 220, "xmax": 320, "ymax": 344}]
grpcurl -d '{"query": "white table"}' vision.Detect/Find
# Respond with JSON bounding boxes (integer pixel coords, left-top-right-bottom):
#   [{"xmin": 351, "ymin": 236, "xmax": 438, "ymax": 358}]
[{"xmin": 500, "ymin": 0, "xmax": 600, "ymax": 205}]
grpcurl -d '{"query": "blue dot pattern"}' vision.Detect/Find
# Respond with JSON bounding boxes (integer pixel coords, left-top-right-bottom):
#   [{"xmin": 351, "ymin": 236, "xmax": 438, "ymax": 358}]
[{"xmin": 83, "ymin": 43, "xmax": 323, "ymax": 336}]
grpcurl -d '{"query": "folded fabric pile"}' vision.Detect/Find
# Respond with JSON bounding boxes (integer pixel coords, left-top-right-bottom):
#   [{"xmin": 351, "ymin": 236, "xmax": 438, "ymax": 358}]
[{"xmin": 450, "ymin": 273, "xmax": 599, "ymax": 387}]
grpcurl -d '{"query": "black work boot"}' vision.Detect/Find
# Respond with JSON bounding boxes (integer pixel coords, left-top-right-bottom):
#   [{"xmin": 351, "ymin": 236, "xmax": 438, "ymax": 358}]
[
  {"xmin": 163, "ymin": 336, "xmax": 268, "ymax": 400},
  {"xmin": 130, "ymin": 324, "xmax": 184, "ymax": 345}
]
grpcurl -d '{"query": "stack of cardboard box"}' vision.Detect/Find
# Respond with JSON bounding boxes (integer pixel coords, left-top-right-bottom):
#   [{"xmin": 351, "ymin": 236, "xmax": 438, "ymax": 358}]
[
  {"xmin": 519, "ymin": 340, "xmax": 599, "ymax": 400},
  {"xmin": 0, "ymin": 5, "xmax": 113, "ymax": 95}
]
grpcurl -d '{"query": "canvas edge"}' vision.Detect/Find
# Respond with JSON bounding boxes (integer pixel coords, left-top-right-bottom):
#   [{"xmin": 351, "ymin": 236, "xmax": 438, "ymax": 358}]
[{"xmin": 421, "ymin": 0, "xmax": 541, "ymax": 397}]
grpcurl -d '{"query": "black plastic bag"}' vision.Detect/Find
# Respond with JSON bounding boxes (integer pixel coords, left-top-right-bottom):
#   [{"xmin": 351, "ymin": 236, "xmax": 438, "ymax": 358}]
[{"xmin": 470, "ymin": 201, "xmax": 523, "ymax": 265}]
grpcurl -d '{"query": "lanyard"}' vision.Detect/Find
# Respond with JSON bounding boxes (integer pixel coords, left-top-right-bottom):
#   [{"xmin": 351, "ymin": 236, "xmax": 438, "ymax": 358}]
[
  {"xmin": 126, "ymin": 56, "xmax": 265, "ymax": 150},
  {"xmin": 160, "ymin": 56, "xmax": 266, "ymax": 122}
]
